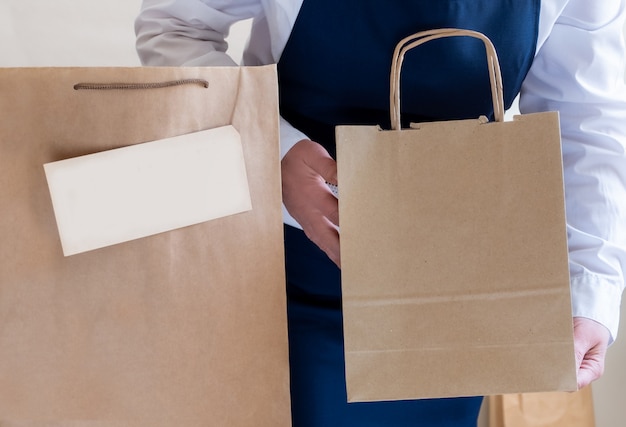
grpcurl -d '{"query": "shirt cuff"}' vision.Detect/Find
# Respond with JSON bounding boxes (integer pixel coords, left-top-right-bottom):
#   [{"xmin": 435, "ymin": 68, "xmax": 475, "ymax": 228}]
[
  {"xmin": 570, "ymin": 273, "xmax": 624, "ymax": 345},
  {"xmin": 279, "ymin": 116, "xmax": 309, "ymax": 158}
]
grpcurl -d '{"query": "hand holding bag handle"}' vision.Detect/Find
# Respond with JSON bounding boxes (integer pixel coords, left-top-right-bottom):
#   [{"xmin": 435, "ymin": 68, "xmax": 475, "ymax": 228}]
[{"xmin": 389, "ymin": 28, "xmax": 505, "ymax": 130}]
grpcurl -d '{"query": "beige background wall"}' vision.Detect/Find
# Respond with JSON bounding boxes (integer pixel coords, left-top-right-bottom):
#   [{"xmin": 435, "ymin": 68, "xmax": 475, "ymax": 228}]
[{"xmin": 1, "ymin": 1, "xmax": 625, "ymax": 425}]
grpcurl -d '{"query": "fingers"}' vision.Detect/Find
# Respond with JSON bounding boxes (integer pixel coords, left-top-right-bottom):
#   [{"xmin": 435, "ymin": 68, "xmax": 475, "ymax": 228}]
[
  {"xmin": 302, "ymin": 215, "xmax": 341, "ymax": 267},
  {"xmin": 317, "ymin": 185, "xmax": 340, "ymax": 226},
  {"xmin": 573, "ymin": 317, "xmax": 610, "ymax": 389},
  {"xmin": 282, "ymin": 139, "xmax": 340, "ymax": 266},
  {"xmin": 575, "ymin": 342, "xmax": 605, "ymax": 389}
]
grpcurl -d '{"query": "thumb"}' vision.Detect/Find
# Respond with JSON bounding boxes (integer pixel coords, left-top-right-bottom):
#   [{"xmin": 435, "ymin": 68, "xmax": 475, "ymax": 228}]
[{"xmin": 302, "ymin": 141, "xmax": 338, "ymax": 184}]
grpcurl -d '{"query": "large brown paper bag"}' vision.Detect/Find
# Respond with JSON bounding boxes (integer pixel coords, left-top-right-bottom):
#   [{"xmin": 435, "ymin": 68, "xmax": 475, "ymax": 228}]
[
  {"xmin": 336, "ymin": 29, "xmax": 577, "ymax": 402},
  {"xmin": 489, "ymin": 388, "xmax": 596, "ymax": 427},
  {"xmin": 0, "ymin": 66, "xmax": 291, "ymax": 426}
]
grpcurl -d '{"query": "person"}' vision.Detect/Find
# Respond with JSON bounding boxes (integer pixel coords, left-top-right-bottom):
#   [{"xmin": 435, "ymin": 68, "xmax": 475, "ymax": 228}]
[{"xmin": 135, "ymin": 1, "xmax": 626, "ymax": 426}]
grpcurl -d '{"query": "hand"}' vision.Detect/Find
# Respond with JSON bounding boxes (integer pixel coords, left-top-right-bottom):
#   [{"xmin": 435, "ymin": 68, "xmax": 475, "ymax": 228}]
[
  {"xmin": 281, "ymin": 139, "xmax": 340, "ymax": 266},
  {"xmin": 573, "ymin": 316, "xmax": 611, "ymax": 389}
]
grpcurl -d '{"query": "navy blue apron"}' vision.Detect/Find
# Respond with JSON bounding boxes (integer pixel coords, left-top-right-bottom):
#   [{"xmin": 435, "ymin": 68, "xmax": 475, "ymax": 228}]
[{"xmin": 278, "ymin": 1, "xmax": 539, "ymax": 426}]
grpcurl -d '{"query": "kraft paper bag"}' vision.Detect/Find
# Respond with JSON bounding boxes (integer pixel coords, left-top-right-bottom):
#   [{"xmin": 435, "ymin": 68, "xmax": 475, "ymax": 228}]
[
  {"xmin": 488, "ymin": 388, "xmax": 596, "ymax": 427},
  {"xmin": 0, "ymin": 66, "xmax": 291, "ymax": 426},
  {"xmin": 336, "ymin": 29, "xmax": 577, "ymax": 402}
]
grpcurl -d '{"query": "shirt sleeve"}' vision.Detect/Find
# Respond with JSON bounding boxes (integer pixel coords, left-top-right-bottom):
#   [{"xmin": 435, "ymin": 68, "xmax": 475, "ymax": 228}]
[
  {"xmin": 520, "ymin": 0, "xmax": 626, "ymax": 342},
  {"xmin": 135, "ymin": 0, "xmax": 309, "ymax": 158},
  {"xmin": 135, "ymin": 0, "xmax": 263, "ymax": 66}
]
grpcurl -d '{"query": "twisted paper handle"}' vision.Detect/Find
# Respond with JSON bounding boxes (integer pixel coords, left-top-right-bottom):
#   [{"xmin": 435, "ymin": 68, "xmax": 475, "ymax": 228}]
[{"xmin": 389, "ymin": 28, "xmax": 504, "ymax": 130}]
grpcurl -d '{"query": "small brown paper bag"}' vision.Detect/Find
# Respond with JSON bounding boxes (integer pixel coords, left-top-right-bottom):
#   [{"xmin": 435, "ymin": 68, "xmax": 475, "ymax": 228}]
[
  {"xmin": 336, "ymin": 29, "xmax": 577, "ymax": 402},
  {"xmin": 489, "ymin": 388, "xmax": 596, "ymax": 427},
  {"xmin": 0, "ymin": 66, "xmax": 290, "ymax": 426}
]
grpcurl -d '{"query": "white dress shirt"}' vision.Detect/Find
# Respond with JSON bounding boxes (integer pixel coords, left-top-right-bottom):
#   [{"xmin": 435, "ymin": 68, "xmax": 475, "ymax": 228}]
[{"xmin": 135, "ymin": 0, "xmax": 626, "ymax": 341}]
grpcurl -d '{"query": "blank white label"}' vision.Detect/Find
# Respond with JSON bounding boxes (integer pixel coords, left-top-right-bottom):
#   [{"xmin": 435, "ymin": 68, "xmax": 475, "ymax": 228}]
[{"xmin": 44, "ymin": 125, "xmax": 251, "ymax": 256}]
